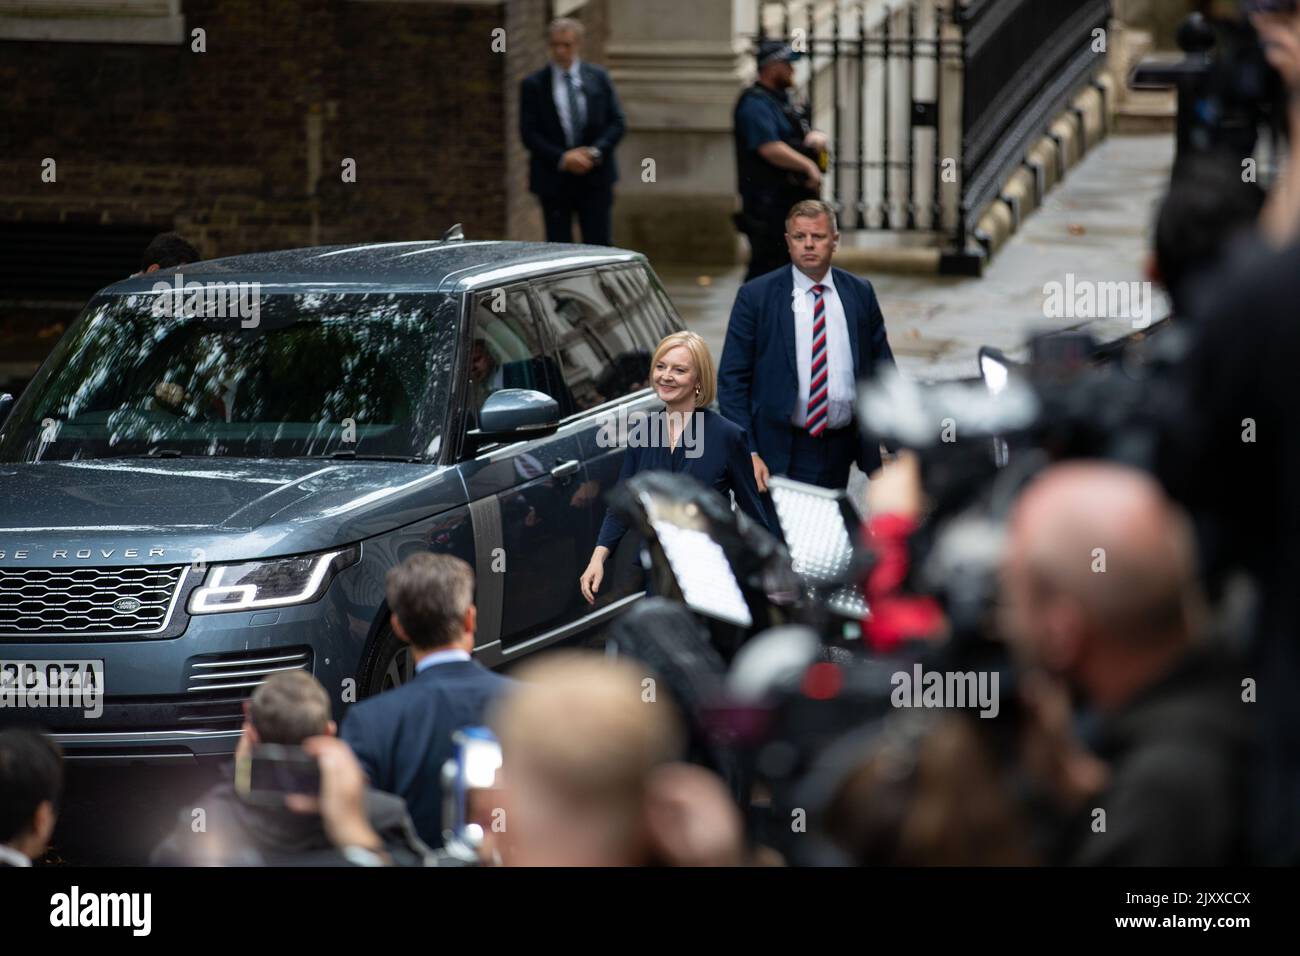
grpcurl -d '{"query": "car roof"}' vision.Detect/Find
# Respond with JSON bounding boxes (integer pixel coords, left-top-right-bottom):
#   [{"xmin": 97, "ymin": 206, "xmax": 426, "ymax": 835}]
[{"xmin": 102, "ymin": 240, "xmax": 644, "ymax": 296}]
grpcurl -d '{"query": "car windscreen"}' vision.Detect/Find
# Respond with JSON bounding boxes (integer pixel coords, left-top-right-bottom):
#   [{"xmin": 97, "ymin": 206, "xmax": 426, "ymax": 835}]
[{"xmin": 0, "ymin": 289, "xmax": 457, "ymax": 463}]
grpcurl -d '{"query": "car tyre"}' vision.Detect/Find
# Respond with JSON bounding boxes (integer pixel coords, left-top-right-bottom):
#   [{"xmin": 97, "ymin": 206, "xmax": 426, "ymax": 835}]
[{"xmin": 360, "ymin": 627, "xmax": 414, "ymax": 697}]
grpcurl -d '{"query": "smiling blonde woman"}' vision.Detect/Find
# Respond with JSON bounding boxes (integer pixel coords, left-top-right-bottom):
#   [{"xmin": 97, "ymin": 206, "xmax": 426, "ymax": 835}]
[{"xmin": 579, "ymin": 331, "xmax": 773, "ymax": 604}]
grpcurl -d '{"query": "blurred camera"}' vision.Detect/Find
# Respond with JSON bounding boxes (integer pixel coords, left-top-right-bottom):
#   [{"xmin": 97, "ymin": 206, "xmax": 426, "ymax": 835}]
[{"xmin": 234, "ymin": 744, "xmax": 321, "ymax": 806}]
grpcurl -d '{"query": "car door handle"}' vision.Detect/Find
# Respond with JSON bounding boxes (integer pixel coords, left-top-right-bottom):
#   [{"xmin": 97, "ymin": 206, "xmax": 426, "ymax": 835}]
[{"xmin": 551, "ymin": 459, "xmax": 580, "ymax": 480}]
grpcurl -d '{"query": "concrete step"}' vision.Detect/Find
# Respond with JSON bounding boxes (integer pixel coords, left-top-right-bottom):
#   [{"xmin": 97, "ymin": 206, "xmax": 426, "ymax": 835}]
[
  {"xmin": 1116, "ymin": 88, "xmax": 1177, "ymax": 134},
  {"xmin": 1110, "ymin": 26, "xmax": 1154, "ymax": 107}
]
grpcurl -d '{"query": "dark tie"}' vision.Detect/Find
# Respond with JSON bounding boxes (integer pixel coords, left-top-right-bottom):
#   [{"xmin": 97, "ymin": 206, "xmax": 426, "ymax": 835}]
[
  {"xmin": 563, "ymin": 71, "xmax": 583, "ymax": 147},
  {"xmin": 806, "ymin": 284, "xmax": 829, "ymax": 437}
]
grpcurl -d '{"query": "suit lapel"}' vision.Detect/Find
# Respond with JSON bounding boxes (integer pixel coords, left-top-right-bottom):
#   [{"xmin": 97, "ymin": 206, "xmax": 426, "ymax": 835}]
[
  {"xmin": 777, "ymin": 267, "xmax": 797, "ymax": 379},
  {"xmin": 579, "ymin": 63, "xmax": 599, "ymax": 137},
  {"xmin": 833, "ymin": 268, "xmax": 862, "ymax": 372},
  {"xmin": 537, "ymin": 66, "xmax": 564, "ymax": 141}
]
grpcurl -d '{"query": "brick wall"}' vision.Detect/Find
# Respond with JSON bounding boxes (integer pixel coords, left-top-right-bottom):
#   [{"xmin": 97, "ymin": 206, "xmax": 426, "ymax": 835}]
[
  {"xmin": 506, "ymin": 0, "xmax": 550, "ymax": 242},
  {"xmin": 0, "ymin": 0, "xmax": 532, "ymax": 264}
]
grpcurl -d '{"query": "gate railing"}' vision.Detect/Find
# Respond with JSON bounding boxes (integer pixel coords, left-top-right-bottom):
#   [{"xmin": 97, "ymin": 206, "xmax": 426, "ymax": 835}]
[{"xmin": 756, "ymin": 0, "xmax": 1112, "ymax": 263}]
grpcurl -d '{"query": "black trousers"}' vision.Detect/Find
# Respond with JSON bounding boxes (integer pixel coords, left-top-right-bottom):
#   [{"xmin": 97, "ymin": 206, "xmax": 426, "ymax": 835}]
[
  {"xmin": 783, "ymin": 424, "xmax": 857, "ymax": 489},
  {"xmin": 540, "ymin": 182, "xmax": 613, "ymax": 246},
  {"xmin": 738, "ymin": 191, "xmax": 803, "ymax": 282},
  {"xmin": 742, "ymin": 223, "xmax": 792, "ymax": 282}
]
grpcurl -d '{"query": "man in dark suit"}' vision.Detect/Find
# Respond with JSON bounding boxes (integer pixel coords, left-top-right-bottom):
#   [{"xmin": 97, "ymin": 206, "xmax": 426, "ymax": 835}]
[
  {"xmin": 341, "ymin": 553, "xmax": 513, "ymax": 849},
  {"xmin": 519, "ymin": 17, "xmax": 625, "ymax": 246},
  {"xmin": 0, "ymin": 728, "xmax": 62, "ymax": 867},
  {"xmin": 718, "ymin": 199, "xmax": 896, "ymax": 493}
]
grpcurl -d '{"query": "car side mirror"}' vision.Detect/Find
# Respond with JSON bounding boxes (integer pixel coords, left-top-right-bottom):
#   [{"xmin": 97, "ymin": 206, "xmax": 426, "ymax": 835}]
[
  {"xmin": 465, "ymin": 388, "xmax": 560, "ymax": 453},
  {"xmin": 0, "ymin": 393, "xmax": 13, "ymax": 426}
]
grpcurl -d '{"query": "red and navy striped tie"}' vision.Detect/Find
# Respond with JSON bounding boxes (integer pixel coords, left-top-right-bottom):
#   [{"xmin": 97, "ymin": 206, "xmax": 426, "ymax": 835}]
[{"xmin": 806, "ymin": 283, "xmax": 829, "ymax": 437}]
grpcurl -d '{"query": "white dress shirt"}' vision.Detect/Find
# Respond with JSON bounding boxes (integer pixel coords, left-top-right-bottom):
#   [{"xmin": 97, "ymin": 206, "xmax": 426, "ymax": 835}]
[
  {"xmin": 415, "ymin": 648, "xmax": 472, "ymax": 674},
  {"xmin": 790, "ymin": 266, "xmax": 855, "ymax": 430},
  {"xmin": 551, "ymin": 58, "xmax": 587, "ymax": 149}
]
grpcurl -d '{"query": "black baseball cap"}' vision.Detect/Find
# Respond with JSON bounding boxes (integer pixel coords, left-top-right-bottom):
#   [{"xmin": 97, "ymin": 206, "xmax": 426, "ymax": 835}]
[{"xmin": 756, "ymin": 40, "xmax": 802, "ymax": 68}]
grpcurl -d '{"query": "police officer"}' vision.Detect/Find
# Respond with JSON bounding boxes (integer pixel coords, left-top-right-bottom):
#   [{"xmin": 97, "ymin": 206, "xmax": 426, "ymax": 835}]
[{"xmin": 733, "ymin": 41, "xmax": 830, "ymax": 282}]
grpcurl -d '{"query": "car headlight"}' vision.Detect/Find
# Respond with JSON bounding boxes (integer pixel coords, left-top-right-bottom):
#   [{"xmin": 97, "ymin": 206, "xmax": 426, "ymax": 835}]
[{"xmin": 188, "ymin": 545, "xmax": 360, "ymax": 614}]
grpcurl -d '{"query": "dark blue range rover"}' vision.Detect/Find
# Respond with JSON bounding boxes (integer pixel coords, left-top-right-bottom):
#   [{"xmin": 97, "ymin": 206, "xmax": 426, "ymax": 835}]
[{"xmin": 0, "ymin": 239, "xmax": 681, "ymax": 762}]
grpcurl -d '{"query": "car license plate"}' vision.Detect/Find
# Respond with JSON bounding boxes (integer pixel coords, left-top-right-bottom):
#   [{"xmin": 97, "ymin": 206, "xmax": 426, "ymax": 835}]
[{"xmin": 0, "ymin": 659, "xmax": 104, "ymax": 696}]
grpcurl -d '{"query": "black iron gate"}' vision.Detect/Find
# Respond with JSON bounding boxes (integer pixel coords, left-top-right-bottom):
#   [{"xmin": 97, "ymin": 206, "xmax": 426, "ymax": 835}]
[
  {"xmin": 957, "ymin": 0, "xmax": 1112, "ymax": 244},
  {"xmin": 755, "ymin": 0, "xmax": 1111, "ymax": 261}
]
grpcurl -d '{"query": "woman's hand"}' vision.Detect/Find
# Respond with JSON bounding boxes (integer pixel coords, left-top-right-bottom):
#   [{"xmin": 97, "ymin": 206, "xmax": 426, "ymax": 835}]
[
  {"xmin": 751, "ymin": 453, "xmax": 770, "ymax": 493},
  {"xmin": 579, "ymin": 547, "xmax": 610, "ymax": 604}
]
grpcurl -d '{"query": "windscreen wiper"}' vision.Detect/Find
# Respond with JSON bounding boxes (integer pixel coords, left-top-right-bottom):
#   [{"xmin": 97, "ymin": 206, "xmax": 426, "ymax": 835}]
[
  {"xmin": 310, "ymin": 451, "xmax": 427, "ymax": 463},
  {"xmin": 90, "ymin": 448, "xmax": 188, "ymax": 458},
  {"xmin": 71, "ymin": 449, "xmax": 191, "ymax": 461}
]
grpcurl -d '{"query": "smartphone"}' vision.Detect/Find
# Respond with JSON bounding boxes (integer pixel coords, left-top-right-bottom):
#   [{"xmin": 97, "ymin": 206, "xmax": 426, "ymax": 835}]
[{"xmin": 234, "ymin": 744, "xmax": 321, "ymax": 805}]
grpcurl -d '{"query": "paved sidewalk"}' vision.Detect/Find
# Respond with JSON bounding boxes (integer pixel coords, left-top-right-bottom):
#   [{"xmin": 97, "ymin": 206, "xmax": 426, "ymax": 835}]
[{"xmin": 660, "ymin": 133, "xmax": 1176, "ymax": 382}]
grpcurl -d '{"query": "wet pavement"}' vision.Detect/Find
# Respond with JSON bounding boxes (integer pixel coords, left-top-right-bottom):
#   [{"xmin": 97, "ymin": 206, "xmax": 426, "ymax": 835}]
[{"xmin": 660, "ymin": 133, "xmax": 1176, "ymax": 383}]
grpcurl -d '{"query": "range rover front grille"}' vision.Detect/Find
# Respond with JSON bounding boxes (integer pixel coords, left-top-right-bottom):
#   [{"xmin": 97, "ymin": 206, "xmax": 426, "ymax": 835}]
[
  {"xmin": 0, "ymin": 565, "xmax": 189, "ymax": 637},
  {"xmin": 176, "ymin": 648, "xmax": 314, "ymax": 729},
  {"xmin": 185, "ymin": 648, "xmax": 313, "ymax": 694}
]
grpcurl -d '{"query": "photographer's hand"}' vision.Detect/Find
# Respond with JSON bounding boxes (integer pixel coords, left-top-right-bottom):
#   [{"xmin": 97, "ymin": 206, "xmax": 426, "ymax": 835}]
[
  {"xmin": 1252, "ymin": 7, "xmax": 1300, "ymax": 90},
  {"xmin": 1252, "ymin": 7, "xmax": 1300, "ymax": 244},
  {"xmin": 867, "ymin": 450, "xmax": 924, "ymax": 519},
  {"xmin": 296, "ymin": 736, "xmax": 390, "ymax": 863},
  {"xmin": 1019, "ymin": 672, "xmax": 1109, "ymax": 813}
]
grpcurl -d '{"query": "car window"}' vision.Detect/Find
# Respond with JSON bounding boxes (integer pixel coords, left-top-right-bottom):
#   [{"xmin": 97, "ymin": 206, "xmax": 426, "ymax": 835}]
[
  {"xmin": 532, "ymin": 271, "xmax": 652, "ymax": 413},
  {"xmin": 0, "ymin": 291, "xmax": 456, "ymax": 462},
  {"xmin": 647, "ymin": 268, "xmax": 686, "ymax": 334},
  {"xmin": 600, "ymin": 265, "xmax": 680, "ymax": 353},
  {"xmin": 467, "ymin": 287, "xmax": 571, "ymax": 424}
]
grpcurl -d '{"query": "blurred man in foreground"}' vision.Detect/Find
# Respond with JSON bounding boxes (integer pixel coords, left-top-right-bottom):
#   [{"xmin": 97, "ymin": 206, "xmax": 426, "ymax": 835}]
[
  {"xmin": 490, "ymin": 652, "xmax": 745, "ymax": 866},
  {"xmin": 1002, "ymin": 463, "xmax": 1253, "ymax": 865},
  {"xmin": 0, "ymin": 729, "xmax": 62, "ymax": 866},
  {"xmin": 1148, "ymin": 156, "xmax": 1264, "ymax": 321},
  {"xmin": 1154, "ymin": 0, "xmax": 1300, "ymax": 865}
]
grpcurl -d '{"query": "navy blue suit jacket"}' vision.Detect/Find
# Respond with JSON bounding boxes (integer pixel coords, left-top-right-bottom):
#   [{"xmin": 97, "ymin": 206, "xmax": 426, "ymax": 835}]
[
  {"xmin": 717, "ymin": 266, "xmax": 896, "ymax": 476},
  {"xmin": 520, "ymin": 63, "xmax": 625, "ymax": 198},
  {"xmin": 596, "ymin": 407, "xmax": 773, "ymax": 549},
  {"xmin": 340, "ymin": 659, "xmax": 513, "ymax": 849}
]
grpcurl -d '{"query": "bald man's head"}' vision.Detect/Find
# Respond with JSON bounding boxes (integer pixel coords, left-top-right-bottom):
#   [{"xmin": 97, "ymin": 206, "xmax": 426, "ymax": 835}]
[
  {"xmin": 491, "ymin": 652, "xmax": 683, "ymax": 866},
  {"xmin": 1002, "ymin": 462, "xmax": 1202, "ymax": 678}
]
